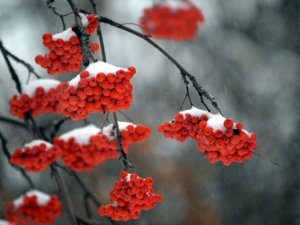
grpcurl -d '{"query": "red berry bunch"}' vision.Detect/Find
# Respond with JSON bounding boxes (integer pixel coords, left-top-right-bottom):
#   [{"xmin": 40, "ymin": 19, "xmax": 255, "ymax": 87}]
[
  {"xmin": 57, "ymin": 62, "xmax": 136, "ymax": 120},
  {"xmin": 10, "ymin": 140, "xmax": 62, "ymax": 172},
  {"xmin": 103, "ymin": 122, "xmax": 152, "ymax": 153},
  {"xmin": 158, "ymin": 107, "xmax": 257, "ymax": 166},
  {"xmin": 35, "ymin": 20, "xmax": 100, "ymax": 75},
  {"xmin": 54, "ymin": 123, "xmax": 151, "ymax": 171},
  {"xmin": 53, "ymin": 125, "xmax": 118, "ymax": 171},
  {"xmin": 98, "ymin": 171, "xmax": 163, "ymax": 221},
  {"xmin": 79, "ymin": 13, "xmax": 99, "ymax": 34},
  {"xmin": 4, "ymin": 190, "xmax": 61, "ymax": 225},
  {"xmin": 140, "ymin": 1, "xmax": 204, "ymax": 41},
  {"xmin": 9, "ymin": 79, "xmax": 61, "ymax": 120}
]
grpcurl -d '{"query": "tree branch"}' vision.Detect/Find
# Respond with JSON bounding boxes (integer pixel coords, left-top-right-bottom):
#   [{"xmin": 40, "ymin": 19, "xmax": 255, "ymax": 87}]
[
  {"xmin": 98, "ymin": 16, "xmax": 223, "ymax": 115},
  {"xmin": 0, "ymin": 132, "xmax": 35, "ymax": 189}
]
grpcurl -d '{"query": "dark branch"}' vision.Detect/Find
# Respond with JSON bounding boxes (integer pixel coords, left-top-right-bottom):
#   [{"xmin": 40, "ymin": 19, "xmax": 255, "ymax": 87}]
[
  {"xmin": 0, "ymin": 116, "xmax": 28, "ymax": 129},
  {"xmin": 0, "ymin": 40, "xmax": 22, "ymax": 93},
  {"xmin": 98, "ymin": 16, "xmax": 223, "ymax": 115},
  {"xmin": 46, "ymin": 0, "xmax": 73, "ymax": 30},
  {"xmin": 113, "ymin": 113, "xmax": 132, "ymax": 172},
  {"xmin": 0, "ymin": 132, "xmax": 35, "ymax": 189}
]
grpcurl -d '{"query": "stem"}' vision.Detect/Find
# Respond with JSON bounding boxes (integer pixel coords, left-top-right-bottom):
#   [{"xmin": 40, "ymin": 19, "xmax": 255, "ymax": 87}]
[
  {"xmin": 0, "ymin": 132, "xmax": 35, "ymax": 189},
  {"xmin": 99, "ymin": 16, "xmax": 223, "ymax": 115},
  {"xmin": 113, "ymin": 113, "xmax": 132, "ymax": 172},
  {"xmin": 66, "ymin": 0, "xmax": 96, "ymax": 65}
]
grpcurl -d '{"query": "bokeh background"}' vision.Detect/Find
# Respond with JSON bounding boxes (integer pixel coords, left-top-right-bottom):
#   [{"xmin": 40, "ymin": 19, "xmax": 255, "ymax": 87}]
[{"xmin": 0, "ymin": 0, "xmax": 300, "ymax": 224}]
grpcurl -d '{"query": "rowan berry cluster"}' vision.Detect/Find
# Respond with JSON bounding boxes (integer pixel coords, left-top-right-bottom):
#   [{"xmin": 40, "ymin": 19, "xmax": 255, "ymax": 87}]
[
  {"xmin": 57, "ymin": 61, "xmax": 136, "ymax": 120},
  {"xmin": 140, "ymin": 1, "xmax": 204, "ymax": 41},
  {"xmin": 10, "ymin": 140, "xmax": 62, "ymax": 172},
  {"xmin": 98, "ymin": 171, "xmax": 163, "ymax": 221},
  {"xmin": 4, "ymin": 190, "xmax": 61, "ymax": 225},
  {"xmin": 157, "ymin": 107, "xmax": 257, "ymax": 165},
  {"xmin": 53, "ymin": 122, "xmax": 151, "ymax": 171},
  {"xmin": 35, "ymin": 13, "xmax": 99, "ymax": 75},
  {"xmin": 9, "ymin": 79, "xmax": 61, "ymax": 120}
]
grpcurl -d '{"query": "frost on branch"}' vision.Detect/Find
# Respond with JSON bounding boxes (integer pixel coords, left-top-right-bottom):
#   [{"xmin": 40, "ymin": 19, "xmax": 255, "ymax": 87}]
[
  {"xmin": 53, "ymin": 122, "xmax": 151, "ymax": 171},
  {"xmin": 140, "ymin": 0, "xmax": 204, "ymax": 41},
  {"xmin": 10, "ymin": 140, "xmax": 62, "ymax": 172},
  {"xmin": 4, "ymin": 190, "xmax": 61, "ymax": 225},
  {"xmin": 9, "ymin": 79, "xmax": 61, "ymax": 120},
  {"xmin": 57, "ymin": 61, "xmax": 136, "ymax": 120},
  {"xmin": 158, "ymin": 107, "xmax": 257, "ymax": 166},
  {"xmin": 35, "ymin": 13, "xmax": 99, "ymax": 75},
  {"xmin": 98, "ymin": 171, "xmax": 163, "ymax": 221}
]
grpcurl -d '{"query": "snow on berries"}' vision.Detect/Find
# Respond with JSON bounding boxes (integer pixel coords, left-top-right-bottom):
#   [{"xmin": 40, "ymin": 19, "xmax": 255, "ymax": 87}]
[
  {"xmin": 4, "ymin": 190, "xmax": 61, "ymax": 225},
  {"xmin": 57, "ymin": 61, "xmax": 136, "ymax": 120},
  {"xmin": 10, "ymin": 140, "xmax": 62, "ymax": 172},
  {"xmin": 140, "ymin": 1, "xmax": 204, "ymax": 41},
  {"xmin": 35, "ymin": 13, "xmax": 99, "ymax": 75},
  {"xmin": 98, "ymin": 171, "xmax": 163, "ymax": 221},
  {"xmin": 53, "ymin": 122, "xmax": 151, "ymax": 172},
  {"xmin": 9, "ymin": 79, "xmax": 61, "ymax": 120},
  {"xmin": 157, "ymin": 107, "xmax": 257, "ymax": 166},
  {"xmin": 0, "ymin": 220, "xmax": 9, "ymax": 225}
]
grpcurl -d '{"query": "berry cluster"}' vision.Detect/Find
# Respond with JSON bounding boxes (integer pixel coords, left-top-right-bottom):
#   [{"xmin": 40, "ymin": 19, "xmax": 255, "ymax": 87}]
[
  {"xmin": 157, "ymin": 107, "xmax": 257, "ymax": 165},
  {"xmin": 54, "ymin": 125, "xmax": 117, "ymax": 171},
  {"xmin": 10, "ymin": 140, "xmax": 62, "ymax": 172},
  {"xmin": 140, "ymin": 1, "xmax": 204, "ymax": 41},
  {"xmin": 57, "ymin": 61, "xmax": 136, "ymax": 120},
  {"xmin": 98, "ymin": 171, "xmax": 163, "ymax": 221},
  {"xmin": 103, "ymin": 122, "xmax": 151, "ymax": 153},
  {"xmin": 54, "ymin": 123, "xmax": 151, "ymax": 171},
  {"xmin": 80, "ymin": 13, "xmax": 99, "ymax": 34},
  {"xmin": 9, "ymin": 79, "xmax": 61, "ymax": 120},
  {"xmin": 4, "ymin": 190, "xmax": 61, "ymax": 225},
  {"xmin": 35, "ymin": 14, "xmax": 99, "ymax": 75}
]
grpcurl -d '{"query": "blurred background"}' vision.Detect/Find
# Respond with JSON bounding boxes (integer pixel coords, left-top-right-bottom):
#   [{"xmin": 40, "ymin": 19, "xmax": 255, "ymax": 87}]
[{"xmin": 0, "ymin": 0, "xmax": 300, "ymax": 224}]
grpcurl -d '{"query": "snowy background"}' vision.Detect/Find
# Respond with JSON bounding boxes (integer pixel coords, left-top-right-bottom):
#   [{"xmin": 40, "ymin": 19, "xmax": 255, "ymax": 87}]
[{"xmin": 0, "ymin": 0, "xmax": 300, "ymax": 224}]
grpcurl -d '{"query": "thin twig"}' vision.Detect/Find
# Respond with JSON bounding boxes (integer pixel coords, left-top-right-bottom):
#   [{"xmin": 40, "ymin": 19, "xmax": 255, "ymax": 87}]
[
  {"xmin": 46, "ymin": 0, "xmax": 73, "ymax": 30},
  {"xmin": 0, "ymin": 116, "xmax": 28, "ymax": 129},
  {"xmin": 88, "ymin": 0, "xmax": 107, "ymax": 62},
  {"xmin": 0, "ymin": 132, "xmax": 35, "ymax": 189}
]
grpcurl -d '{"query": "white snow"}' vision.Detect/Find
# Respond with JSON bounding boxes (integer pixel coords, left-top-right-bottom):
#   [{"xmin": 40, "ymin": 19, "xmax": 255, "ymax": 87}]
[
  {"xmin": 160, "ymin": 1, "xmax": 191, "ymax": 10},
  {"xmin": 68, "ymin": 61, "xmax": 128, "ymax": 87},
  {"xmin": 180, "ymin": 107, "xmax": 252, "ymax": 135},
  {"xmin": 180, "ymin": 107, "xmax": 226, "ymax": 132},
  {"xmin": 13, "ymin": 190, "xmax": 51, "ymax": 208},
  {"xmin": 24, "ymin": 140, "xmax": 52, "ymax": 149},
  {"xmin": 102, "ymin": 122, "xmax": 135, "ymax": 140},
  {"xmin": 22, "ymin": 79, "xmax": 60, "ymax": 97},
  {"xmin": 125, "ymin": 173, "xmax": 131, "ymax": 182},
  {"xmin": 0, "ymin": 220, "xmax": 9, "ymax": 225},
  {"xmin": 79, "ymin": 13, "xmax": 89, "ymax": 26},
  {"xmin": 112, "ymin": 202, "xmax": 118, "ymax": 207},
  {"xmin": 53, "ymin": 27, "xmax": 76, "ymax": 41},
  {"xmin": 59, "ymin": 125, "xmax": 101, "ymax": 145}
]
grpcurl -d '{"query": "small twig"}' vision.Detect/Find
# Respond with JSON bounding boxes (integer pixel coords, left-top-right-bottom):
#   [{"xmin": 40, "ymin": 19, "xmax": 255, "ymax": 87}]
[
  {"xmin": 76, "ymin": 216, "xmax": 102, "ymax": 225},
  {"xmin": 0, "ymin": 116, "xmax": 28, "ymax": 129},
  {"xmin": 88, "ymin": 0, "xmax": 107, "ymax": 62},
  {"xmin": 119, "ymin": 111, "xmax": 133, "ymax": 123},
  {"xmin": 46, "ymin": 0, "xmax": 73, "ymax": 30},
  {"xmin": 0, "ymin": 132, "xmax": 35, "ymax": 189},
  {"xmin": 100, "ymin": 112, "xmax": 110, "ymax": 129},
  {"xmin": 50, "ymin": 117, "xmax": 69, "ymax": 139}
]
